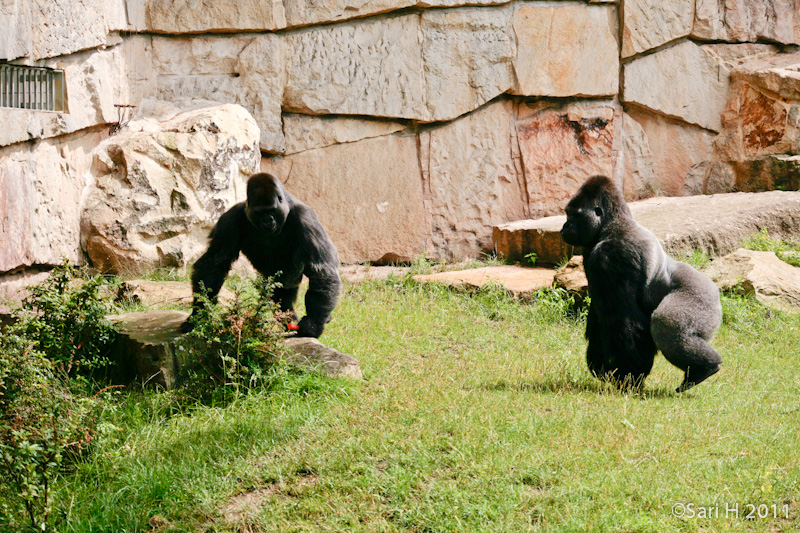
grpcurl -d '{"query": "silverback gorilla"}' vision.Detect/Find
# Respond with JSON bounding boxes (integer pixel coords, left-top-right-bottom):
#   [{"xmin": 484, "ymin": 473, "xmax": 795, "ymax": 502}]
[
  {"xmin": 182, "ymin": 173, "xmax": 341, "ymax": 338},
  {"xmin": 560, "ymin": 176, "xmax": 722, "ymax": 392}
]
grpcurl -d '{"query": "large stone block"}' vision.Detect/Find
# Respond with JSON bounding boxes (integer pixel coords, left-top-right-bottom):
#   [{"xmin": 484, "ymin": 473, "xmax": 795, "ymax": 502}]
[
  {"xmin": 146, "ymin": 0, "xmax": 287, "ymax": 33},
  {"xmin": 283, "ymin": 114, "xmax": 407, "ymax": 155},
  {"xmin": 0, "ymin": 0, "xmax": 31, "ymax": 61},
  {"xmin": 623, "ymin": 42, "xmax": 776, "ymax": 131},
  {"xmin": 421, "ymin": 6, "xmax": 515, "ymax": 122},
  {"xmin": 262, "ymin": 134, "xmax": 428, "ymax": 264},
  {"xmin": 621, "ymin": 0, "xmax": 693, "ymax": 58},
  {"xmin": 284, "ymin": 15, "xmax": 426, "ymax": 120},
  {"xmin": 620, "ymin": 108, "xmax": 716, "ymax": 197},
  {"xmin": 517, "ymin": 100, "xmax": 617, "ymax": 218},
  {"xmin": 0, "ymin": 129, "xmax": 108, "ymax": 273},
  {"xmin": 81, "ymin": 103, "xmax": 261, "ymax": 274},
  {"xmin": 512, "ymin": 3, "xmax": 618, "ymax": 97},
  {"xmin": 420, "ymin": 100, "xmax": 527, "ymax": 260},
  {"xmin": 693, "ymin": 0, "xmax": 800, "ymax": 45}
]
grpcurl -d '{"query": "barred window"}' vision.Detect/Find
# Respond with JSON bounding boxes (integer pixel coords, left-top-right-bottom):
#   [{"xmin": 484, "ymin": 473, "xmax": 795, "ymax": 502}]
[{"xmin": 0, "ymin": 63, "xmax": 65, "ymax": 112}]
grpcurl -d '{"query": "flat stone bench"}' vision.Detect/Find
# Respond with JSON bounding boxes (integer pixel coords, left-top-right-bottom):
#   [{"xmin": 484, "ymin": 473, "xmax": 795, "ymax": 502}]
[
  {"xmin": 107, "ymin": 310, "xmax": 362, "ymax": 389},
  {"xmin": 493, "ymin": 190, "xmax": 800, "ymax": 264}
]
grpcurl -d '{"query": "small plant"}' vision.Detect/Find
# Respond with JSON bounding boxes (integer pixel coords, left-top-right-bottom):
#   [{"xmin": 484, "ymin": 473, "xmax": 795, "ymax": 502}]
[
  {"xmin": 0, "ymin": 334, "xmax": 97, "ymax": 532},
  {"xmin": 8, "ymin": 261, "xmax": 119, "ymax": 378},
  {"xmin": 179, "ymin": 276, "xmax": 289, "ymax": 402},
  {"xmin": 524, "ymin": 252, "xmax": 538, "ymax": 266}
]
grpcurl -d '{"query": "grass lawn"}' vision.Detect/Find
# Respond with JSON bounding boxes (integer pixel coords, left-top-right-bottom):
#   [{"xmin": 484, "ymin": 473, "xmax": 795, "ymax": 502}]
[{"xmin": 49, "ymin": 274, "xmax": 800, "ymax": 532}]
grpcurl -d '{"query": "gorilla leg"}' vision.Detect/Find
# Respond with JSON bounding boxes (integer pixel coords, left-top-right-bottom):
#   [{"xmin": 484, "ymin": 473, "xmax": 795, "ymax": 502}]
[
  {"xmin": 272, "ymin": 286, "xmax": 299, "ymax": 317},
  {"xmin": 651, "ymin": 294, "xmax": 722, "ymax": 392}
]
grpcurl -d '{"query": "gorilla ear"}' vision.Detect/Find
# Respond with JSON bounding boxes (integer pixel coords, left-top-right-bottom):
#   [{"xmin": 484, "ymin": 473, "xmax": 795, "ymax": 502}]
[{"xmin": 594, "ymin": 206, "xmax": 603, "ymax": 217}]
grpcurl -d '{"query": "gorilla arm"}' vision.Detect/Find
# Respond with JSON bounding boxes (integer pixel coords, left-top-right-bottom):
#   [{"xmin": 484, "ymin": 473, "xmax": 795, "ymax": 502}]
[
  {"xmin": 295, "ymin": 205, "xmax": 341, "ymax": 338},
  {"xmin": 584, "ymin": 239, "xmax": 657, "ymax": 384}
]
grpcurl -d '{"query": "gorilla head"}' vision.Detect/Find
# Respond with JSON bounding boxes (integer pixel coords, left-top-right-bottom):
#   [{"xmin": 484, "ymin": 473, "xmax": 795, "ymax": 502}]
[
  {"xmin": 245, "ymin": 173, "xmax": 291, "ymax": 236},
  {"xmin": 561, "ymin": 176, "xmax": 630, "ymax": 248}
]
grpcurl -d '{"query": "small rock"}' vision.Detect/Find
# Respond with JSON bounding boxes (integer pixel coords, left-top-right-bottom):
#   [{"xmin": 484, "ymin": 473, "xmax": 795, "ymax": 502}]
[
  {"xmin": 554, "ymin": 256, "xmax": 588, "ymax": 300},
  {"xmin": 282, "ymin": 337, "xmax": 363, "ymax": 380},
  {"xmin": 704, "ymin": 248, "xmax": 800, "ymax": 312},
  {"xmin": 413, "ymin": 265, "xmax": 555, "ymax": 298}
]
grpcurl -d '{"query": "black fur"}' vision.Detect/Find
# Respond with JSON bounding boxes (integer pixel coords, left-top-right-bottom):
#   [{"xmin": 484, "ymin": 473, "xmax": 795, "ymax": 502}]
[
  {"xmin": 183, "ymin": 173, "xmax": 341, "ymax": 338},
  {"xmin": 561, "ymin": 175, "xmax": 722, "ymax": 392}
]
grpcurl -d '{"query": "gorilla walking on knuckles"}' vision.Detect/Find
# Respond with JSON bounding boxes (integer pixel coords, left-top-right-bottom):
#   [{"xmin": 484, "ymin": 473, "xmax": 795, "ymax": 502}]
[
  {"xmin": 560, "ymin": 175, "xmax": 722, "ymax": 392},
  {"xmin": 182, "ymin": 173, "xmax": 341, "ymax": 338}
]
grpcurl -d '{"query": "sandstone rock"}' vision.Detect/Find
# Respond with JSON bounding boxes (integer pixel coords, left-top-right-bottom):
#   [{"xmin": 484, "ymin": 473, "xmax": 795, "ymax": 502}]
[
  {"xmin": 413, "ymin": 265, "xmax": 556, "ymax": 298},
  {"xmin": 733, "ymin": 155, "xmax": 800, "ymax": 192},
  {"xmin": 516, "ymin": 100, "xmax": 616, "ymax": 218},
  {"xmin": 512, "ymin": 3, "xmax": 618, "ymax": 97},
  {"xmin": 116, "ymin": 280, "xmax": 235, "ymax": 308},
  {"xmin": 620, "ymin": 108, "xmax": 716, "ymax": 197},
  {"xmin": 421, "ymin": 6, "xmax": 515, "ymax": 122},
  {"xmin": 420, "ymin": 100, "xmax": 527, "ymax": 260},
  {"xmin": 0, "ymin": 270, "xmax": 50, "ymax": 315},
  {"xmin": 262, "ymin": 133, "xmax": 428, "ymax": 264},
  {"xmin": 615, "ymin": 110, "xmax": 657, "ymax": 200},
  {"xmin": 283, "ymin": 114, "xmax": 407, "ymax": 155},
  {"xmin": 0, "ymin": 129, "xmax": 108, "ymax": 273},
  {"xmin": 107, "ymin": 309, "xmax": 362, "ymax": 388},
  {"xmin": 107, "ymin": 310, "xmax": 188, "ymax": 388},
  {"xmin": 495, "ymin": 191, "xmax": 800, "ymax": 263},
  {"xmin": 704, "ymin": 249, "xmax": 800, "ymax": 312},
  {"xmin": 283, "ymin": 0, "xmax": 416, "ymax": 28},
  {"xmin": 553, "ymin": 255, "xmax": 588, "ymax": 299},
  {"xmin": 731, "ymin": 51, "xmax": 800, "ymax": 101},
  {"xmin": 282, "ymin": 337, "xmax": 363, "ymax": 380},
  {"xmin": 493, "ymin": 217, "xmax": 576, "ymax": 265},
  {"xmin": 284, "ymin": 15, "xmax": 426, "ymax": 120},
  {"xmin": 1, "ymin": 0, "xmax": 31, "ymax": 61},
  {"xmin": 623, "ymin": 42, "xmax": 776, "ymax": 131},
  {"xmin": 693, "ymin": 0, "xmax": 800, "ymax": 45},
  {"xmin": 81, "ymin": 103, "xmax": 260, "ymax": 274},
  {"xmin": 621, "ymin": 0, "xmax": 693, "ymax": 58},
  {"xmin": 146, "ymin": 0, "xmax": 287, "ymax": 33}
]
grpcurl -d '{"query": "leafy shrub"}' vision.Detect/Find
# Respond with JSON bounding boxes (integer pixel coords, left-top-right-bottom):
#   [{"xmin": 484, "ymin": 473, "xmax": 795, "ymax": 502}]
[
  {"xmin": 8, "ymin": 262, "xmax": 119, "ymax": 378},
  {"xmin": 178, "ymin": 276, "xmax": 290, "ymax": 402},
  {"xmin": 0, "ymin": 335, "xmax": 97, "ymax": 532}
]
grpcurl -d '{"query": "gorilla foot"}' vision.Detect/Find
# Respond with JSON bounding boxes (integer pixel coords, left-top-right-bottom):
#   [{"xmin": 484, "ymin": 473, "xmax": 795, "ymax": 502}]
[{"xmin": 676, "ymin": 365, "xmax": 720, "ymax": 393}]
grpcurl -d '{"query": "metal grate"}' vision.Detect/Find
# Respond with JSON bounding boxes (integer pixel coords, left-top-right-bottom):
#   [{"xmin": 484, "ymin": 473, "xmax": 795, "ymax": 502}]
[{"xmin": 0, "ymin": 63, "xmax": 65, "ymax": 112}]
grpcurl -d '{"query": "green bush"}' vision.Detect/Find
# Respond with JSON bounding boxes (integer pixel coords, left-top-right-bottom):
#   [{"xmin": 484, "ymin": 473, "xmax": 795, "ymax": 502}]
[
  {"xmin": 0, "ymin": 335, "xmax": 97, "ymax": 532},
  {"xmin": 179, "ymin": 276, "xmax": 290, "ymax": 402},
  {"xmin": 8, "ymin": 262, "xmax": 118, "ymax": 378}
]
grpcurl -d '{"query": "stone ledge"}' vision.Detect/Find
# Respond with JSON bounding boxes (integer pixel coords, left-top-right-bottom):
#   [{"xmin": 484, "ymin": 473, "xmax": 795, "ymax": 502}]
[{"xmin": 413, "ymin": 265, "xmax": 556, "ymax": 298}]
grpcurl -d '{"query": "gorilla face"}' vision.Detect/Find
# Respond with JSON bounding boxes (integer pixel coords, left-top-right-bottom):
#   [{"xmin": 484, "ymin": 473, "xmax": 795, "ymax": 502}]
[
  {"xmin": 245, "ymin": 173, "xmax": 291, "ymax": 236},
  {"xmin": 561, "ymin": 200, "xmax": 603, "ymax": 248}
]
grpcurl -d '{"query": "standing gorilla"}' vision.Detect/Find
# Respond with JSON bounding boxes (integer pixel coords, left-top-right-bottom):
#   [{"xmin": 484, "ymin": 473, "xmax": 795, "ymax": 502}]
[
  {"xmin": 183, "ymin": 173, "xmax": 341, "ymax": 338},
  {"xmin": 560, "ymin": 176, "xmax": 722, "ymax": 392}
]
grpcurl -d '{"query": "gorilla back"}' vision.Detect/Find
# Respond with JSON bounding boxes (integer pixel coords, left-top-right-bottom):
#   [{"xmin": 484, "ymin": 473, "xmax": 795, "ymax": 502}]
[
  {"xmin": 561, "ymin": 175, "xmax": 722, "ymax": 392},
  {"xmin": 185, "ymin": 173, "xmax": 341, "ymax": 338}
]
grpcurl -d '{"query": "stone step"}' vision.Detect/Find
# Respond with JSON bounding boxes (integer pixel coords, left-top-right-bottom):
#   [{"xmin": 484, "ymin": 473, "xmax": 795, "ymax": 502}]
[
  {"xmin": 413, "ymin": 265, "xmax": 556, "ymax": 298},
  {"xmin": 493, "ymin": 190, "xmax": 800, "ymax": 264},
  {"xmin": 107, "ymin": 310, "xmax": 361, "ymax": 389}
]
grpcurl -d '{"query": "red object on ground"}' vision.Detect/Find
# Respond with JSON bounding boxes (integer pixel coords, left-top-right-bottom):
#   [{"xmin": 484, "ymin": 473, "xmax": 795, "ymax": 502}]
[{"xmin": 287, "ymin": 322, "xmax": 300, "ymax": 331}]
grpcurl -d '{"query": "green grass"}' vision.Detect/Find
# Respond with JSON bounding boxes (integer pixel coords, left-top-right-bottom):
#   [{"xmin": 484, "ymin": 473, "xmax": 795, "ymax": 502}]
[{"xmin": 44, "ymin": 278, "xmax": 800, "ymax": 532}]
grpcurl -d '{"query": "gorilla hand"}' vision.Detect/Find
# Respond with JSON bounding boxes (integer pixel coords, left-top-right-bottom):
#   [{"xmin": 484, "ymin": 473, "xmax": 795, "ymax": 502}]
[{"xmin": 296, "ymin": 316, "xmax": 324, "ymax": 338}]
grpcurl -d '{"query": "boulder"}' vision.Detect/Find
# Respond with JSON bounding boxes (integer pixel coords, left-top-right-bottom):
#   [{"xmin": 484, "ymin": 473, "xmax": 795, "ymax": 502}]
[
  {"xmin": 413, "ymin": 265, "xmax": 556, "ymax": 298},
  {"xmin": 146, "ymin": 0, "xmax": 287, "ymax": 33},
  {"xmin": 704, "ymin": 249, "xmax": 800, "ymax": 312},
  {"xmin": 621, "ymin": 0, "xmax": 693, "ymax": 58},
  {"xmin": 512, "ymin": 3, "xmax": 618, "ymax": 97},
  {"xmin": 494, "ymin": 190, "xmax": 800, "ymax": 264},
  {"xmin": 261, "ymin": 133, "xmax": 428, "ymax": 264},
  {"xmin": 516, "ymin": 100, "xmax": 617, "ymax": 218},
  {"xmin": 420, "ymin": 100, "xmax": 527, "ymax": 260},
  {"xmin": 81, "ymin": 103, "xmax": 261, "ymax": 274},
  {"xmin": 107, "ymin": 309, "xmax": 362, "ymax": 388},
  {"xmin": 693, "ymin": 0, "xmax": 800, "ymax": 45},
  {"xmin": 623, "ymin": 42, "xmax": 776, "ymax": 131}
]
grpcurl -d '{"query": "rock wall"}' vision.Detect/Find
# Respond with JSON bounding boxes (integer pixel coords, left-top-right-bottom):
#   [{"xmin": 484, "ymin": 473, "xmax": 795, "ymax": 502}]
[{"xmin": 1, "ymin": 0, "xmax": 799, "ymax": 275}]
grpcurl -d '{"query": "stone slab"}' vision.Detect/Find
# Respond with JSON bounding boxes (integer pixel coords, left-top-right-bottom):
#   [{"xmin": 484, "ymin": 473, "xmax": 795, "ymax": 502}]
[
  {"xmin": 413, "ymin": 265, "xmax": 555, "ymax": 298},
  {"xmin": 494, "ymin": 190, "xmax": 800, "ymax": 264}
]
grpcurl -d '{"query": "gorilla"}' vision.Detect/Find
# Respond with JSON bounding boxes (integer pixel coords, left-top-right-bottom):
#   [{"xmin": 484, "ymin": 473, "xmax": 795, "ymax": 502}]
[
  {"xmin": 183, "ymin": 173, "xmax": 341, "ymax": 338},
  {"xmin": 560, "ymin": 175, "xmax": 722, "ymax": 392}
]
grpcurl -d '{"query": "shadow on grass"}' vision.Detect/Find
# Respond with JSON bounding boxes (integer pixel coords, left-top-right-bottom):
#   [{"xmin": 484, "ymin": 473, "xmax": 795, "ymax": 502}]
[{"xmin": 475, "ymin": 378, "xmax": 681, "ymax": 399}]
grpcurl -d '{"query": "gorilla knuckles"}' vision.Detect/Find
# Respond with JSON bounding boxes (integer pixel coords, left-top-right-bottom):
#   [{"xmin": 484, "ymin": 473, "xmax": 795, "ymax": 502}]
[
  {"xmin": 561, "ymin": 175, "xmax": 723, "ymax": 392},
  {"xmin": 184, "ymin": 173, "xmax": 341, "ymax": 338}
]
